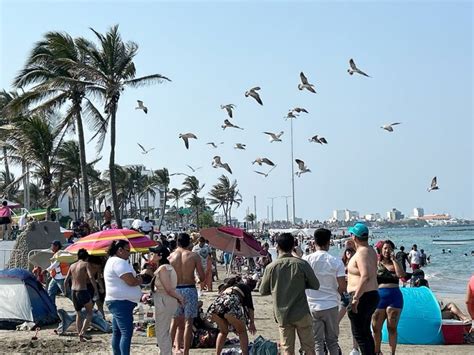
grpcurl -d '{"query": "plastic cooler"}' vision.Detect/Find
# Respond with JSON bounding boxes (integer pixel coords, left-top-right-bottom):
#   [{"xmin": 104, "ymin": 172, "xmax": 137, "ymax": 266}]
[{"xmin": 441, "ymin": 320, "xmax": 465, "ymax": 345}]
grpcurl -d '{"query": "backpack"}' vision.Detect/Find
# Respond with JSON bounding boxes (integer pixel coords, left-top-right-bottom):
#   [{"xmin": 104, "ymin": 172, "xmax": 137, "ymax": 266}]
[{"xmin": 250, "ymin": 336, "xmax": 278, "ymax": 355}]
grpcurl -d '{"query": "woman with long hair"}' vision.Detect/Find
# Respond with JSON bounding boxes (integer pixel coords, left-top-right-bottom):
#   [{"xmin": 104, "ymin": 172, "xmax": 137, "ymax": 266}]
[
  {"xmin": 207, "ymin": 276, "xmax": 257, "ymax": 355},
  {"xmin": 104, "ymin": 240, "xmax": 143, "ymax": 355},
  {"xmin": 149, "ymin": 245, "xmax": 184, "ymax": 355},
  {"xmin": 372, "ymin": 240, "xmax": 405, "ymax": 355}
]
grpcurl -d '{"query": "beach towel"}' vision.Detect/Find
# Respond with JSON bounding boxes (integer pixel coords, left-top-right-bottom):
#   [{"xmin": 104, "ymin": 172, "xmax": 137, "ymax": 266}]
[{"xmin": 250, "ymin": 335, "xmax": 278, "ymax": 355}]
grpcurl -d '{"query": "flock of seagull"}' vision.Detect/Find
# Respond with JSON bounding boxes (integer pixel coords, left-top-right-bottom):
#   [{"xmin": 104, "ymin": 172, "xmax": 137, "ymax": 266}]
[{"xmin": 134, "ymin": 58, "xmax": 439, "ymax": 192}]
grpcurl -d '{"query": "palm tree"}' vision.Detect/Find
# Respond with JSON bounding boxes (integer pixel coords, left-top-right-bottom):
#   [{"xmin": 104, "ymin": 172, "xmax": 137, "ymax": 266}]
[
  {"xmin": 153, "ymin": 168, "xmax": 169, "ymax": 231},
  {"xmin": 182, "ymin": 176, "xmax": 205, "ymax": 228},
  {"xmin": 245, "ymin": 213, "xmax": 256, "ymax": 230},
  {"xmin": 207, "ymin": 175, "xmax": 241, "ymax": 225},
  {"xmin": 7, "ymin": 112, "xmax": 64, "ymax": 218},
  {"xmin": 12, "ymin": 32, "xmax": 105, "ymax": 213},
  {"xmin": 76, "ymin": 25, "xmax": 170, "ymax": 228},
  {"xmin": 0, "ymin": 90, "xmax": 19, "ymax": 197},
  {"xmin": 168, "ymin": 187, "xmax": 184, "ymax": 228}
]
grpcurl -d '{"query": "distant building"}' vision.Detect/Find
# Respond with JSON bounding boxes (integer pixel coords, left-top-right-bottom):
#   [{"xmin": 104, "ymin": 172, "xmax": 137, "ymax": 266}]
[
  {"xmin": 214, "ymin": 214, "xmax": 226, "ymax": 225},
  {"xmin": 419, "ymin": 213, "xmax": 451, "ymax": 221},
  {"xmin": 344, "ymin": 209, "xmax": 359, "ymax": 222},
  {"xmin": 387, "ymin": 208, "xmax": 404, "ymax": 221},
  {"xmin": 332, "ymin": 210, "xmax": 346, "ymax": 221},
  {"xmin": 413, "ymin": 208, "xmax": 424, "ymax": 218},
  {"xmin": 364, "ymin": 213, "xmax": 381, "ymax": 221}
]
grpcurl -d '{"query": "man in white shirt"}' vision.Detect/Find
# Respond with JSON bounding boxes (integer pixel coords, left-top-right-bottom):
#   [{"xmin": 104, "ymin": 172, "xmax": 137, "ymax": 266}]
[
  {"xmin": 408, "ymin": 244, "xmax": 422, "ymax": 270},
  {"xmin": 304, "ymin": 228, "xmax": 346, "ymax": 355},
  {"xmin": 140, "ymin": 217, "xmax": 154, "ymax": 237}
]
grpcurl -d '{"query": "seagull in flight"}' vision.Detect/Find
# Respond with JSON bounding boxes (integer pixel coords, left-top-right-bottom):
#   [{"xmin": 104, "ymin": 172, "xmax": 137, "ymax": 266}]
[
  {"xmin": 234, "ymin": 143, "xmax": 246, "ymax": 150},
  {"xmin": 135, "ymin": 100, "xmax": 148, "ymax": 114},
  {"xmin": 212, "ymin": 156, "xmax": 232, "ymax": 174},
  {"xmin": 285, "ymin": 111, "xmax": 299, "ymax": 120},
  {"xmin": 348, "ymin": 59, "xmax": 371, "ymax": 77},
  {"xmin": 254, "ymin": 165, "xmax": 277, "ymax": 178},
  {"xmin": 222, "ymin": 119, "xmax": 244, "ymax": 130},
  {"xmin": 295, "ymin": 159, "xmax": 311, "ymax": 177},
  {"xmin": 381, "ymin": 122, "xmax": 402, "ymax": 132},
  {"xmin": 298, "ymin": 72, "xmax": 317, "ymax": 93},
  {"xmin": 291, "ymin": 107, "xmax": 309, "ymax": 114},
  {"xmin": 186, "ymin": 165, "xmax": 202, "ymax": 173},
  {"xmin": 137, "ymin": 143, "xmax": 155, "ymax": 154},
  {"xmin": 179, "ymin": 133, "xmax": 197, "ymax": 149},
  {"xmin": 427, "ymin": 176, "xmax": 439, "ymax": 192},
  {"xmin": 206, "ymin": 142, "xmax": 224, "ymax": 148},
  {"xmin": 170, "ymin": 172, "xmax": 191, "ymax": 177},
  {"xmin": 309, "ymin": 135, "xmax": 328, "ymax": 144},
  {"xmin": 245, "ymin": 87, "xmax": 263, "ymax": 105},
  {"xmin": 220, "ymin": 104, "xmax": 236, "ymax": 118},
  {"xmin": 252, "ymin": 157, "xmax": 275, "ymax": 166},
  {"xmin": 263, "ymin": 131, "xmax": 284, "ymax": 142}
]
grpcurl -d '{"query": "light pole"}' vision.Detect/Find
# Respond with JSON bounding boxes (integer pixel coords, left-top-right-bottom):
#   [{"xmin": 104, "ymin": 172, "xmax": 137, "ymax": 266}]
[
  {"xmin": 290, "ymin": 118, "xmax": 296, "ymax": 225},
  {"xmin": 268, "ymin": 197, "xmax": 278, "ymax": 223},
  {"xmin": 280, "ymin": 195, "xmax": 291, "ymax": 222}
]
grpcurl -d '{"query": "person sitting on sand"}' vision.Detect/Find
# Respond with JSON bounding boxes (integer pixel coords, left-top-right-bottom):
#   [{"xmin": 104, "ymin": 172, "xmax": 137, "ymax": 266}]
[{"xmin": 64, "ymin": 248, "xmax": 98, "ymax": 341}]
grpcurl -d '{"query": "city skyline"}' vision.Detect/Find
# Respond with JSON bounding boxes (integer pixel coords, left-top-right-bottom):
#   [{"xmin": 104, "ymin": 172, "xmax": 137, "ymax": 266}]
[{"xmin": 1, "ymin": 1, "xmax": 472, "ymax": 221}]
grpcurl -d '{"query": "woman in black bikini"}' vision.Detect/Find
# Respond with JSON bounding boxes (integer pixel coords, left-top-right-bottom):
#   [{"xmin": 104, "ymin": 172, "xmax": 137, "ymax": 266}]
[
  {"xmin": 207, "ymin": 276, "xmax": 257, "ymax": 355},
  {"xmin": 372, "ymin": 240, "xmax": 405, "ymax": 355}
]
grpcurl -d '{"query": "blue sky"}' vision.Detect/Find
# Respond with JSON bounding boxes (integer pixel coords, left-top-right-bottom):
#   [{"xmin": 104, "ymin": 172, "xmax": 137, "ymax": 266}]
[{"xmin": 1, "ymin": 0, "xmax": 472, "ymax": 221}]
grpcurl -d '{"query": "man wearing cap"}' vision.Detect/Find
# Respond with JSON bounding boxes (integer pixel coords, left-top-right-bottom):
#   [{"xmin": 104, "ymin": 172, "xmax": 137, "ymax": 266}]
[
  {"xmin": 46, "ymin": 240, "xmax": 70, "ymax": 305},
  {"xmin": 346, "ymin": 223, "xmax": 379, "ymax": 355}
]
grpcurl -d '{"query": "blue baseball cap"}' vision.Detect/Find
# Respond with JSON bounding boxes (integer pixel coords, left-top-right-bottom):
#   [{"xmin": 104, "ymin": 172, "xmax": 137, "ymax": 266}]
[{"xmin": 348, "ymin": 223, "xmax": 369, "ymax": 239}]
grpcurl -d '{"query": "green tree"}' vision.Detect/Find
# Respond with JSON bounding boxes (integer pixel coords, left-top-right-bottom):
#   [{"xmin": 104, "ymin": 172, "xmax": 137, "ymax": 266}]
[
  {"xmin": 152, "ymin": 168, "xmax": 169, "ymax": 231},
  {"xmin": 7, "ymin": 112, "xmax": 64, "ymax": 218},
  {"xmin": 77, "ymin": 25, "xmax": 170, "ymax": 227},
  {"xmin": 13, "ymin": 32, "xmax": 105, "ymax": 213}
]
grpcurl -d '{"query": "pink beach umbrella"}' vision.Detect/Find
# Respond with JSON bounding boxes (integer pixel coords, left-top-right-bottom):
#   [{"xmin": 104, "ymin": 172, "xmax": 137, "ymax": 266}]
[
  {"xmin": 200, "ymin": 227, "xmax": 263, "ymax": 257},
  {"xmin": 65, "ymin": 228, "xmax": 157, "ymax": 256}
]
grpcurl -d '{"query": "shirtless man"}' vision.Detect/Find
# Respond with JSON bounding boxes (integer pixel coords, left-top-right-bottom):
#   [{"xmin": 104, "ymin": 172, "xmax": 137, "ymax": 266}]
[
  {"xmin": 346, "ymin": 223, "xmax": 379, "ymax": 355},
  {"xmin": 64, "ymin": 248, "xmax": 98, "ymax": 341},
  {"xmin": 169, "ymin": 233, "xmax": 205, "ymax": 355}
]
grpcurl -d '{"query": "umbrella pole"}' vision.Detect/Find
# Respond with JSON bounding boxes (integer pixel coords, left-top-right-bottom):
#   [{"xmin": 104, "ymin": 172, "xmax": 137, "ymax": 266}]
[{"xmin": 227, "ymin": 239, "xmax": 237, "ymax": 277}]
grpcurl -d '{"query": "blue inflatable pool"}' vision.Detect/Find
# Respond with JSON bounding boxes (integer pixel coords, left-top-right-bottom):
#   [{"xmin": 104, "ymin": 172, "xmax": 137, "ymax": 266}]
[{"xmin": 381, "ymin": 287, "xmax": 444, "ymax": 345}]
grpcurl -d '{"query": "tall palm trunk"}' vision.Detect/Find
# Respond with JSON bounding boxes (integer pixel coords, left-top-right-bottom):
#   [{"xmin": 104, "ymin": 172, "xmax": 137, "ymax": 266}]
[
  {"xmin": 75, "ymin": 111, "xmax": 90, "ymax": 213},
  {"xmin": 2, "ymin": 147, "xmax": 10, "ymax": 197},
  {"xmin": 76, "ymin": 178, "xmax": 82, "ymax": 218},
  {"xmin": 109, "ymin": 104, "xmax": 121, "ymax": 228},
  {"xmin": 158, "ymin": 188, "xmax": 167, "ymax": 231}
]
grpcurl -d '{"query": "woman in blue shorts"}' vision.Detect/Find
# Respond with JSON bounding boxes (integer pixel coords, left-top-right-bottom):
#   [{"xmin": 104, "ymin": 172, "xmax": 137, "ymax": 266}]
[{"xmin": 372, "ymin": 240, "xmax": 406, "ymax": 355}]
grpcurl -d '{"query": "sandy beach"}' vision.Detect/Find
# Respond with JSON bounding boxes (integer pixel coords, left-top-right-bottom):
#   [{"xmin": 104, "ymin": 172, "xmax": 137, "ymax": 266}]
[{"xmin": 0, "ymin": 267, "xmax": 472, "ymax": 355}]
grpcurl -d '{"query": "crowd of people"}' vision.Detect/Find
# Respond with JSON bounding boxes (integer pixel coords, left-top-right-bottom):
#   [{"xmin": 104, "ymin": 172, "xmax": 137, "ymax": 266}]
[{"xmin": 27, "ymin": 214, "xmax": 474, "ymax": 355}]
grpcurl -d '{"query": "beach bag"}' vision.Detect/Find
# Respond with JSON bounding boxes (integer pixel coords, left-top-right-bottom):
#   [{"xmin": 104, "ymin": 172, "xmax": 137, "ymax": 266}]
[{"xmin": 250, "ymin": 335, "xmax": 278, "ymax": 355}]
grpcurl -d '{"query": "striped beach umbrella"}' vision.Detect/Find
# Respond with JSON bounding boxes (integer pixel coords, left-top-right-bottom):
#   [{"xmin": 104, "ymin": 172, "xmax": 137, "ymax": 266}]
[{"xmin": 65, "ymin": 228, "xmax": 157, "ymax": 256}]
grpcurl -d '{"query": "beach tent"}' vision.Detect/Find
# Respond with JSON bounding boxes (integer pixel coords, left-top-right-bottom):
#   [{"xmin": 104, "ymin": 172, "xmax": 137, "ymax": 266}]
[{"xmin": 0, "ymin": 268, "xmax": 59, "ymax": 329}]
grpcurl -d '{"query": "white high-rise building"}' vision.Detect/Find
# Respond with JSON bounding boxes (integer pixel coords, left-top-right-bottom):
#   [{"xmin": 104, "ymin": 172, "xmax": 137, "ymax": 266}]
[
  {"xmin": 413, "ymin": 208, "xmax": 424, "ymax": 218},
  {"xmin": 332, "ymin": 210, "xmax": 346, "ymax": 221},
  {"xmin": 344, "ymin": 209, "xmax": 359, "ymax": 222}
]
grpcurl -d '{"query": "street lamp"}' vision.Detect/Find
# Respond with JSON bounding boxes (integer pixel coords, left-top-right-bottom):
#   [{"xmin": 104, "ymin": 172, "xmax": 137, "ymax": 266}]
[
  {"xmin": 289, "ymin": 117, "xmax": 296, "ymax": 224},
  {"xmin": 280, "ymin": 195, "xmax": 292, "ymax": 222},
  {"xmin": 268, "ymin": 197, "xmax": 278, "ymax": 223}
]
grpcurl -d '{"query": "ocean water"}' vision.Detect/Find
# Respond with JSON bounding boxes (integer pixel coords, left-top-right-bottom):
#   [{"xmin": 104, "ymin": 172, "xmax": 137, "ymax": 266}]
[
  {"xmin": 371, "ymin": 225, "xmax": 474, "ymax": 295},
  {"xmin": 270, "ymin": 225, "xmax": 474, "ymax": 296}
]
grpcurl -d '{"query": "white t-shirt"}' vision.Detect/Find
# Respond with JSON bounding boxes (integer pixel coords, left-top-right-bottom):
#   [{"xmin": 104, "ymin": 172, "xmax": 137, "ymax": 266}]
[
  {"xmin": 303, "ymin": 250, "xmax": 346, "ymax": 311},
  {"xmin": 409, "ymin": 250, "xmax": 421, "ymax": 265},
  {"xmin": 104, "ymin": 256, "xmax": 142, "ymax": 303},
  {"xmin": 131, "ymin": 219, "xmax": 142, "ymax": 230},
  {"xmin": 141, "ymin": 221, "xmax": 153, "ymax": 232}
]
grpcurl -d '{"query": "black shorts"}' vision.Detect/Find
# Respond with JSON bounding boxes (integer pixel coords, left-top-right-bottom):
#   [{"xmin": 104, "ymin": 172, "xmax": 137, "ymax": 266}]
[
  {"xmin": 0, "ymin": 217, "xmax": 11, "ymax": 225},
  {"xmin": 72, "ymin": 290, "xmax": 92, "ymax": 311}
]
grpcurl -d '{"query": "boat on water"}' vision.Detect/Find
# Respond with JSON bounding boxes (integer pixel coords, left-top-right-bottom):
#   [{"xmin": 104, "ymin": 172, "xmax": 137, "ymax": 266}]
[{"xmin": 432, "ymin": 239, "xmax": 474, "ymax": 245}]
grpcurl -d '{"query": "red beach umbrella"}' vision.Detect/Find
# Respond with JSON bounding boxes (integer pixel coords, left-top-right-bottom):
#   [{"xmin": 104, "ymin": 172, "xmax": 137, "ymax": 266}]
[
  {"xmin": 65, "ymin": 228, "xmax": 157, "ymax": 256},
  {"xmin": 200, "ymin": 227, "xmax": 263, "ymax": 257}
]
